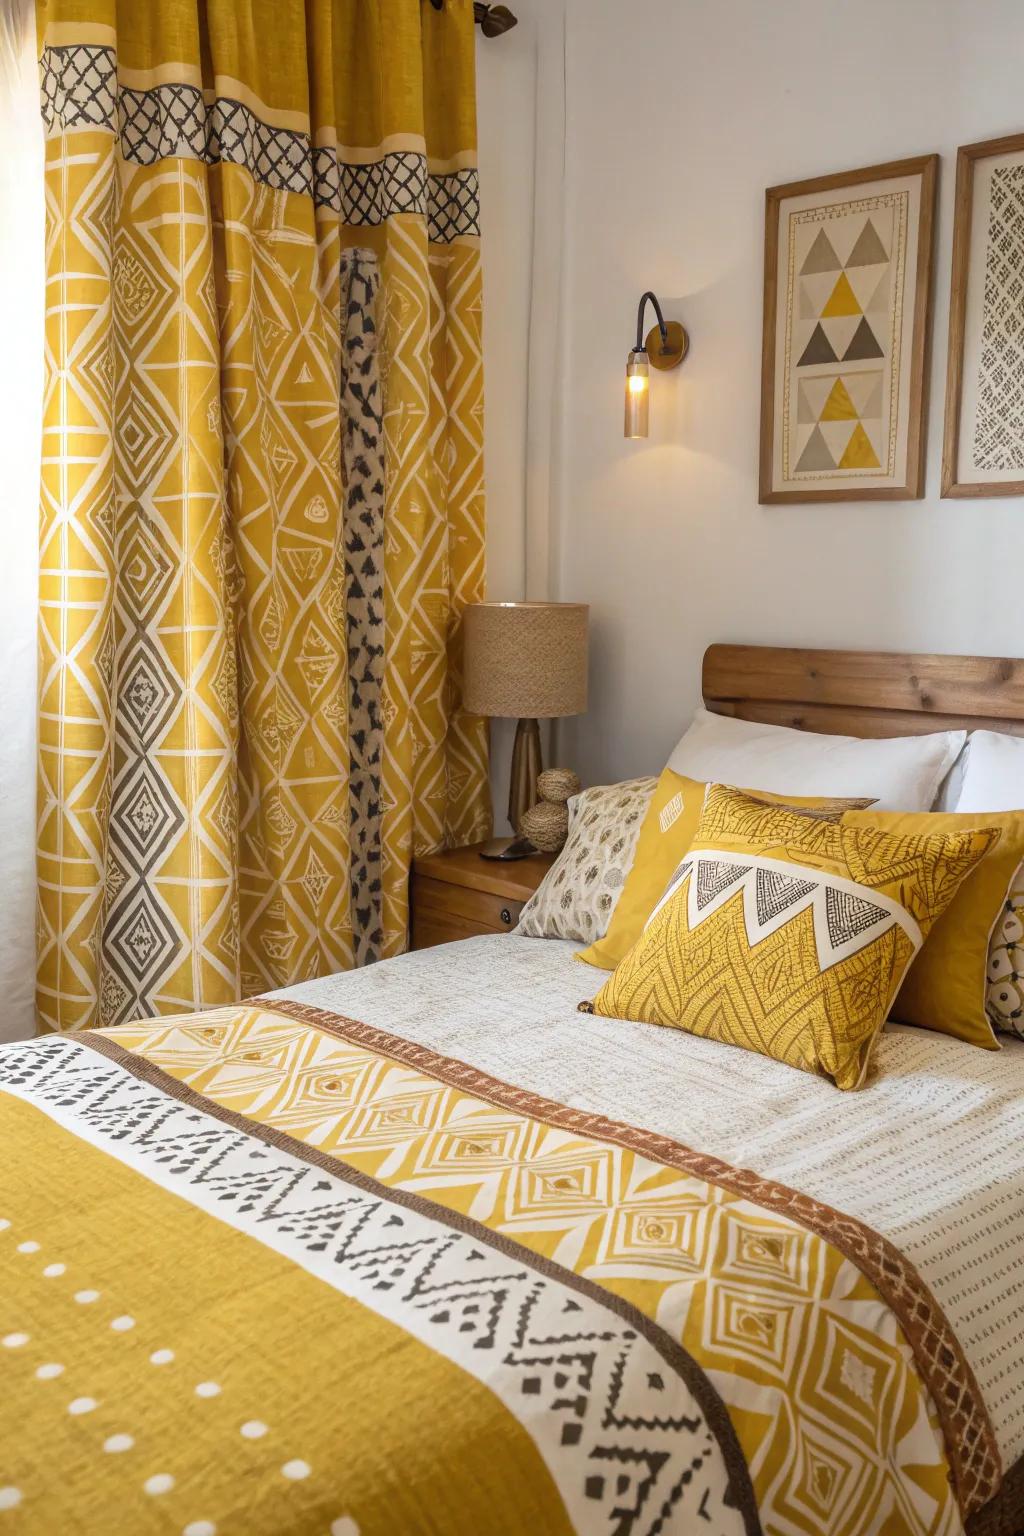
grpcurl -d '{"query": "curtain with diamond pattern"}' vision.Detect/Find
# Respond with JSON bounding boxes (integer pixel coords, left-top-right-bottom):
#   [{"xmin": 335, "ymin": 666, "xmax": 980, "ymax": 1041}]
[{"xmin": 35, "ymin": 0, "xmax": 490, "ymax": 1033}]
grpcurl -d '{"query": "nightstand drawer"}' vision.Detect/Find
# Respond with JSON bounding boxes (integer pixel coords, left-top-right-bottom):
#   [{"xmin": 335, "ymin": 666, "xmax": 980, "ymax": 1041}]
[{"xmin": 410, "ymin": 874, "xmax": 525, "ymax": 950}]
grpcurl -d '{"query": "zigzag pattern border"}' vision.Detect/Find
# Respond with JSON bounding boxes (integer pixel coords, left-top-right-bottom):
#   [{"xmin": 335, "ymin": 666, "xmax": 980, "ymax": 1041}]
[{"xmin": 39, "ymin": 43, "xmax": 479, "ymax": 243}]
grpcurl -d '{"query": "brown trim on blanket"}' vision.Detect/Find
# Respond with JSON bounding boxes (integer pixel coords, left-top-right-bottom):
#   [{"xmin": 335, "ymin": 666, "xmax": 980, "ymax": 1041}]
[
  {"xmin": 967, "ymin": 1452, "xmax": 1024, "ymax": 1536},
  {"xmin": 77, "ymin": 1027, "xmax": 762, "ymax": 1536},
  {"xmin": 255, "ymin": 994, "xmax": 1002, "ymax": 1519}
]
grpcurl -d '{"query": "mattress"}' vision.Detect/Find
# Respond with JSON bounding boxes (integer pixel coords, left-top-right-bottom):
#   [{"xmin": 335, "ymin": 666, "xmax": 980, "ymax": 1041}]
[{"xmin": 1, "ymin": 932, "xmax": 1021, "ymax": 1536}]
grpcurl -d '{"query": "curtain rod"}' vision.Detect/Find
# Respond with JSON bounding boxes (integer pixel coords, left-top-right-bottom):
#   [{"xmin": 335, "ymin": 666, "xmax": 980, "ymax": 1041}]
[{"xmin": 428, "ymin": 1, "xmax": 519, "ymax": 37}]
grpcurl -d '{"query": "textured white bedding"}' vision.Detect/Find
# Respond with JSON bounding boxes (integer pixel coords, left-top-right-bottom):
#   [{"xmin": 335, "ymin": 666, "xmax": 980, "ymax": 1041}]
[{"xmin": 274, "ymin": 933, "xmax": 1024, "ymax": 1465}]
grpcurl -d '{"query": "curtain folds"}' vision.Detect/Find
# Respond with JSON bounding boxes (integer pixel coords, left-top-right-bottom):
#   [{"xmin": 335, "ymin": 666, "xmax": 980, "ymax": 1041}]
[{"xmin": 35, "ymin": 0, "xmax": 490, "ymax": 1034}]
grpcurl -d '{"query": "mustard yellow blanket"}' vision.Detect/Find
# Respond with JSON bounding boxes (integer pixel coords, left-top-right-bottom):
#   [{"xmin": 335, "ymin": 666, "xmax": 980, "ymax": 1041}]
[{"xmin": 0, "ymin": 1001, "xmax": 998, "ymax": 1535}]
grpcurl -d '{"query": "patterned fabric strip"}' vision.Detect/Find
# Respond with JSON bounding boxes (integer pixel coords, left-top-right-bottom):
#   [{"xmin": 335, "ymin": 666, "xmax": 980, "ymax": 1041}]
[
  {"xmin": 0, "ymin": 1031, "xmax": 760, "ymax": 1536},
  {"xmin": 39, "ymin": 44, "xmax": 479, "ymax": 243},
  {"xmin": 261, "ymin": 995, "xmax": 1002, "ymax": 1518},
  {"xmin": 340, "ymin": 252, "xmax": 385, "ymax": 966}
]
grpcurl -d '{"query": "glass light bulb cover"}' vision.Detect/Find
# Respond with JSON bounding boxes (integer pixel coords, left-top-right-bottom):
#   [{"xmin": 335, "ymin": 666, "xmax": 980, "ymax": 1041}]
[{"xmin": 624, "ymin": 351, "xmax": 650, "ymax": 438}]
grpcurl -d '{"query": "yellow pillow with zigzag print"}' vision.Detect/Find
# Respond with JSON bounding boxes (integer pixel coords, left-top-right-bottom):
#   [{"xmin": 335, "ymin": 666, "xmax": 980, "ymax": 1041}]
[{"xmin": 585, "ymin": 784, "xmax": 1000, "ymax": 1091}]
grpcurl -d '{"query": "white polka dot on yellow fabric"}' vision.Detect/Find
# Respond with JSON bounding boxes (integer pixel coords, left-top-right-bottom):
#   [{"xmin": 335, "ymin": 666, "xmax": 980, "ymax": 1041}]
[
  {"xmin": 240, "ymin": 1421, "xmax": 267, "ymax": 1440},
  {"xmin": 331, "ymin": 1520, "xmax": 360, "ymax": 1536},
  {"xmin": 42, "ymin": 1263, "xmax": 65, "ymax": 1278},
  {"xmin": 183, "ymin": 1521, "xmax": 216, "ymax": 1536},
  {"xmin": 110, "ymin": 1315, "xmax": 135, "ymax": 1333},
  {"xmin": 281, "ymin": 1460, "xmax": 310, "ymax": 1481},
  {"xmin": 144, "ymin": 1474, "xmax": 174, "ymax": 1497},
  {"xmin": 36, "ymin": 1364, "xmax": 64, "ymax": 1381},
  {"xmin": 104, "ymin": 1435, "xmax": 134, "ymax": 1454},
  {"xmin": 194, "ymin": 1382, "xmax": 220, "ymax": 1399},
  {"xmin": 0, "ymin": 1488, "xmax": 21, "ymax": 1512},
  {"xmin": 0, "ymin": 1219, "xmax": 10, "ymax": 1232},
  {"xmin": 149, "ymin": 1349, "xmax": 174, "ymax": 1366},
  {"xmin": 1, "ymin": 1334, "xmax": 28, "ymax": 1349},
  {"xmin": 16, "ymin": 1241, "xmax": 39, "ymax": 1254},
  {"xmin": 74, "ymin": 1290, "xmax": 99, "ymax": 1305},
  {"xmin": 68, "ymin": 1398, "xmax": 97, "ymax": 1416}
]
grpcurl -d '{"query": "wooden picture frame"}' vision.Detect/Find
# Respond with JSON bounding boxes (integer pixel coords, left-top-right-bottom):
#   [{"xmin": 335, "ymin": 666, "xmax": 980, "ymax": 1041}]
[
  {"xmin": 942, "ymin": 132, "xmax": 1024, "ymax": 498},
  {"xmin": 759, "ymin": 155, "xmax": 938, "ymax": 504}
]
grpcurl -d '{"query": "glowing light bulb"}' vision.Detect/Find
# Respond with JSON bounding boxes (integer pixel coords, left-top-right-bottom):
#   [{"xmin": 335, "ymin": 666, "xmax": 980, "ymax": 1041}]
[{"xmin": 624, "ymin": 351, "xmax": 650, "ymax": 438}]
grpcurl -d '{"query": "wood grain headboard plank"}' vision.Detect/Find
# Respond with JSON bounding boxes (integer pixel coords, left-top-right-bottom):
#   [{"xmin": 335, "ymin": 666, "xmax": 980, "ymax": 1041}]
[{"xmin": 703, "ymin": 644, "xmax": 1024, "ymax": 739}]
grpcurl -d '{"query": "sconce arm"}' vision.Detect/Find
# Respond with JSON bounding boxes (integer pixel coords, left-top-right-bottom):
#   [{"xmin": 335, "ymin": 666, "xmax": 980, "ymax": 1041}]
[{"xmin": 635, "ymin": 290, "xmax": 669, "ymax": 354}]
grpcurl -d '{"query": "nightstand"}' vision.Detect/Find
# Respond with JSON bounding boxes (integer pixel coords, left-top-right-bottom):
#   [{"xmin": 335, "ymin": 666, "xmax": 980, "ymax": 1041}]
[{"xmin": 410, "ymin": 842, "xmax": 556, "ymax": 951}]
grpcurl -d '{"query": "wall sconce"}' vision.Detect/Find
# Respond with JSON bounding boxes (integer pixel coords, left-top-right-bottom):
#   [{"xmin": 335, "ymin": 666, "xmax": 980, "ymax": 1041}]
[{"xmin": 624, "ymin": 290, "xmax": 688, "ymax": 438}]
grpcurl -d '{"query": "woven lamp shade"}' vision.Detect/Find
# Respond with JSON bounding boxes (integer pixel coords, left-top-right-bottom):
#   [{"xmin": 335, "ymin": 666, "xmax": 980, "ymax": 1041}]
[{"xmin": 463, "ymin": 603, "xmax": 589, "ymax": 719}]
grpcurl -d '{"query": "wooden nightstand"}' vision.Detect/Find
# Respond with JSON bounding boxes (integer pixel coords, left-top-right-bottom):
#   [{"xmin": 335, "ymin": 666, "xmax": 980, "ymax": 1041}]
[{"xmin": 410, "ymin": 843, "xmax": 556, "ymax": 951}]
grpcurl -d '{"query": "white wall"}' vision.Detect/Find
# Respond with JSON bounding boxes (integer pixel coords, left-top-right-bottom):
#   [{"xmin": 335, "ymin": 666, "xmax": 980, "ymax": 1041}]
[
  {"xmin": 546, "ymin": 0, "xmax": 1024, "ymax": 788},
  {"xmin": 476, "ymin": 0, "xmax": 567, "ymax": 830}
]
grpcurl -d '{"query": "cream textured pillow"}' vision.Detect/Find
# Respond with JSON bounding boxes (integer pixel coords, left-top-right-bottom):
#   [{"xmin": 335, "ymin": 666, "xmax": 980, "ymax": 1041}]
[
  {"xmin": 669, "ymin": 706, "xmax": 965, "ymax": 812},
  {"xmin": 515, "ymin": 778, "xmax": 656, "ymax": 943}
]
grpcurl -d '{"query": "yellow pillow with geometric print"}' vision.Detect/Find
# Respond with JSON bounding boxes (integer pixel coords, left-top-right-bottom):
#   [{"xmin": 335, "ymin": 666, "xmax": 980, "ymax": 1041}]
[
  {"xmin": 585, "ymin": 784, "xmax": 1000, "ymax": 1091},
  {"xmin": 844, "ymin": 806, "xmax": 1024, "ymax": 1050},
  {"xmin": 576, "ymin": 768, "xmax": 874, "ymax": 971}
]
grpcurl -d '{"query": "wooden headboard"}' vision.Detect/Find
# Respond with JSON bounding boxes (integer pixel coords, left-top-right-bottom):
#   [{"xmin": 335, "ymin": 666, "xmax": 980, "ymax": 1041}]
[{"xmin": 703, "ymin": 644, "xmax": 1024, "ymax": 739}]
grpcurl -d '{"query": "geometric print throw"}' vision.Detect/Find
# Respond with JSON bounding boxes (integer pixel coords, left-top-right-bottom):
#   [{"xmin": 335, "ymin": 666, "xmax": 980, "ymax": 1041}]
[
  {"xmin": 590, "ymin": 785, "xmax": 998, "ymax": 1091},
  {"xmin": 51, "ymin": 996, "xmax": 986, "ymax": 1533},
  {"xmin": 0, "ymin": 1030, "xmax": 753, "ymax": 1536},
  {"xmin": 35, "ymin": 0, "xmax": 491, "ymax": 1032}
]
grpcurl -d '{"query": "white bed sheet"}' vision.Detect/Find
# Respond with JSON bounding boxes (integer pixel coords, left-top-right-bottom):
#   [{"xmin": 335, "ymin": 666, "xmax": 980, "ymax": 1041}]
[{"xmin": 274, "ymin": 933, "xmax": 1024, "ymax": 1466}]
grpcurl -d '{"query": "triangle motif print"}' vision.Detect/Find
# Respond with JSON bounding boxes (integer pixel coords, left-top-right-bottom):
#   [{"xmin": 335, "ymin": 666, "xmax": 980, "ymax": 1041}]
[
  {"xmin": 800, "ymin": 228, "xmax": 842, "ymax": 274},
  {"xmin": 820, "ymin": 377, "xmax": 858, "ymax": 421},
  {"xmin": 797, "ymin": 324, "xmax": 838, "ymax": 367},
  {"xmin": 695, "ymin": 858, "xmax": 751, "ymax": 912},
  {"xmin": 825, "ymin": 885, "xmax": 890, "ymax": 947},
  {"xmin": 821, "ymin": 272, "xmax": 861, "ymax": 318},
  {"xmin": 838, "ymin": 422, "xmax": 881, "ymax": 470},
  {"xmin": 846, "ymin": 217, "xmax": 889, "ymax": 266},
  {"xmin": 842, "ymin": 317, "xmax": 885, "ymax": 362},
  {"xmin": 754, "ymin": 867, "xmax": 817, "ymax": 927},
  {"xmin": 795, "ymin": 424, "xmax": 836, "ymax": 473}
]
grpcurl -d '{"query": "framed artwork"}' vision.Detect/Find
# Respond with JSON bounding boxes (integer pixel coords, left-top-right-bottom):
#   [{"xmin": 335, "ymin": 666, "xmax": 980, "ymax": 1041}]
[
  {"xmin": 942, "ymin": 132, "xmax": 1024, "ymax": 498},
  {"xmin": 760, "ymin": 155, "xmax": 938, "ymax": 503}
]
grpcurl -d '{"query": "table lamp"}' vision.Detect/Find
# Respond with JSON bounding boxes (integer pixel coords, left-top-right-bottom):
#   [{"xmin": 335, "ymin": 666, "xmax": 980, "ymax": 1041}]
[{"xmin": 463, "ymin": 601, "xmax": 589, "ymax": 860}]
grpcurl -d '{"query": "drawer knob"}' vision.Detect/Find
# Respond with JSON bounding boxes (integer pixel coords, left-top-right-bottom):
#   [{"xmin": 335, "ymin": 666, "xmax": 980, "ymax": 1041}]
[{"xmin": 500, "ymin": 907, "xmax": 513, "ymax": 926}]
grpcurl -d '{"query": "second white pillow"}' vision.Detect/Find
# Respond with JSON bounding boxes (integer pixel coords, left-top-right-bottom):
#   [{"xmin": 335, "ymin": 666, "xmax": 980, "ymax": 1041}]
[{"xmin": 668, "ymin": 706, "xmax": 965, "ymax": 812}]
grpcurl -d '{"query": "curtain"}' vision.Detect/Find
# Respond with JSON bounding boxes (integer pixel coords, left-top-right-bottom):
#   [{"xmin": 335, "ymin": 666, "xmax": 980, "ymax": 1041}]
[
  {"xmin": 35, "ymin": 0, "xmax": 491, "ymax": 1034},
  {"xmin": 0, "ymin": 0, "xmax": 44, "ymax": 1043}
]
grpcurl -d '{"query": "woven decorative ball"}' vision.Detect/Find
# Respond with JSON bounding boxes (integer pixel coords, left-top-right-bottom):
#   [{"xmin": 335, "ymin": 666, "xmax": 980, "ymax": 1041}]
[
  {"xmin": 536, "ymin": 768, "xmax": 581, "ymax": 806},
  {"xmin": 519, "ymin": 799, "xmax": 570, "ymax": 853}
]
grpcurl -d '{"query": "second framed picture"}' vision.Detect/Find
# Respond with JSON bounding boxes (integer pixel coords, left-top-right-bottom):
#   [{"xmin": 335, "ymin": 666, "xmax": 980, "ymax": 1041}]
[
  {"xmin": 943, "ymin": 132, "xmax": 1024, "ymax": 498},
  {"xmin": 760, "ymin": 155, "xmax": 938, "ymax": 503}
]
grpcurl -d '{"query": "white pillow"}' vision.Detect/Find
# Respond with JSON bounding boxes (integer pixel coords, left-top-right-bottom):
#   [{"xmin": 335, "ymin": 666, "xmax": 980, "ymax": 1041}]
[
  {"xmin": 955, "ymin": 731, "xmax": 1024, "ymax": 812},
  {"xmin": 668, "ymin": 706, "xmax": 965, "ymax": 812}
]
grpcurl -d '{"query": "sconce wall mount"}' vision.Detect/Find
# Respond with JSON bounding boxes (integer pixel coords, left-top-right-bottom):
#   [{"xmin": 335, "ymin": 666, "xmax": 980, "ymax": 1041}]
[{"xmin": 624, "ymin": 290, "xmax": 688, "ymax": 438}]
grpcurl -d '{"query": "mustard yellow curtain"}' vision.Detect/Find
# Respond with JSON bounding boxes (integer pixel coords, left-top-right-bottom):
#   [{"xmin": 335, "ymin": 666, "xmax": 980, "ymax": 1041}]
[{"xmin": 35, "ymin": 0, "xmax": 490, "ymax": 1032}]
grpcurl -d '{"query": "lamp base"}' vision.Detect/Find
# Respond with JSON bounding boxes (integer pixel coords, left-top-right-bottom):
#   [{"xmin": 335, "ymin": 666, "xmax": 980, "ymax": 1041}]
[
  {"xmin": 479, "ymin": 835, "xmax": 537, "ymax": 861},
  {"xmin": 509, "ymin": 716, "xmax": 542, "ymax": 833}
]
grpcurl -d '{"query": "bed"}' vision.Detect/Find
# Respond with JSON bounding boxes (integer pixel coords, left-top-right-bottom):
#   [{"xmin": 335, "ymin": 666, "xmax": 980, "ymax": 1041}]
[{"xmin": 1, "ymin": 645, "xmax": 1022, "ymax": 1536}]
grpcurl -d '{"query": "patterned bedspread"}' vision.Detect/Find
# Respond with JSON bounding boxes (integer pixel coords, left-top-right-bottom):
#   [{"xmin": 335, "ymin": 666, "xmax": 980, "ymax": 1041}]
[{"xmin": 0, "ymin": 959, "xmax": 1018, "ymax": 1534}]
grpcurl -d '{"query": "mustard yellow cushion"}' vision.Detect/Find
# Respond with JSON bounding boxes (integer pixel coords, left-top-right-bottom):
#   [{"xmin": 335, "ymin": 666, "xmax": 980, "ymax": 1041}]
[
  {"xmin": 577, "ymin": 768, "xmax": 872, "ymax": 971},
  {"xmin": 586, "ymin": 784, "xmax": 999, "ymax": 1091},
  {"xmin": 843, "ymin": 807, "xmax": 1024, "ymax": 1050}
]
